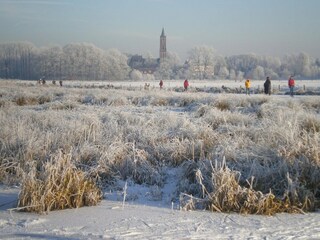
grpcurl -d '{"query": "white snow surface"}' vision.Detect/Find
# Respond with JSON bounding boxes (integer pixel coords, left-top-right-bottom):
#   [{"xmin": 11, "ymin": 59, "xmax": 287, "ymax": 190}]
[{"xmin": 1, "ymin": 167, "xmax": 320, "ymax": 240}]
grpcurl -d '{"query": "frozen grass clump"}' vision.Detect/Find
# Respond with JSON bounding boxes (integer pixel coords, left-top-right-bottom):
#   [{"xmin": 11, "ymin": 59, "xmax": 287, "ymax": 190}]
[
  {"xmin": 0, "ymin": 158, "xmax": 18, "ymax": 184},
  {"xmin": 300, "ymin": 114, "xmax": 320, "ymax": 133},
  {"xmin": 299, "ymin": 97, "xmax": 320, "ymax": 113},
  {"xmin": 179, "ymin": 159, "xmax": 313, "ymax": 215},
  {"xmin": 49, "ymin": 101, "xmax": 78, "ymax": 110},
  {"xmin": 13, "ymin": 95, "xmax": 38, "ymax": 106},
  {"xmin": 17, "ymin": 151, "xmax": 102, "ymax": 213},
  {"xmin": 11, "ymin": 92, "xmax": 52, "ymax": 106},
  {"xmin": 0, "ymin": 99, "xmax": 7, "ymax": 108},
  {"xmin": 103, "ymin": 142, "xmax": 163, "ymax": 186},
  {"xmin": 195, "ymin": 105, "xmax": 253, "ymax": 131},
  {"xmin": 214, "ymin": 98, "xmax": 232, "ymax": 111}
]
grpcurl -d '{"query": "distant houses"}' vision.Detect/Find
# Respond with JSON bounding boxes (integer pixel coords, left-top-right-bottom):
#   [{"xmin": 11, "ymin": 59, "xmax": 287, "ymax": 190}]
[{"xmin": 128, "ymin": 55, "xmax": 160, "ymax": 74}]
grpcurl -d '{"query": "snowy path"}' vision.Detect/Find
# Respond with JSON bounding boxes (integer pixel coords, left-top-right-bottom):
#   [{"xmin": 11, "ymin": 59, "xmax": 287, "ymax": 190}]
[{"xmin": 1, "ymin": 186, "xmax": 320, "ymax": 239}]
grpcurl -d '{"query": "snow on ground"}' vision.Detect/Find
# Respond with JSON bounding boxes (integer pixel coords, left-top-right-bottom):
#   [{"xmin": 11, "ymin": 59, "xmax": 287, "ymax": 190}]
[
  {"xmin": 71, "ymin": 79, "xmax": 320, "ymax": 89},
  {"xmin": 1, "ymin": 168, "xmax": 320, "ymax": 240}
]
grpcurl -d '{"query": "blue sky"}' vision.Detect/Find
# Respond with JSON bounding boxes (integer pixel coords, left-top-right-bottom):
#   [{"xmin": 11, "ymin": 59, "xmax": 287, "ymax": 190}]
[{"xmin": 1, "ymin": 0, "xmax": 320, "ymax": 60}]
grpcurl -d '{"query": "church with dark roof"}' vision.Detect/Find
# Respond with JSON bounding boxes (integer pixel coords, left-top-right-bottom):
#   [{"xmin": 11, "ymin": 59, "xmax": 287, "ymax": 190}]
[{"xmin": 128, "ymin": 28, "xmax": 167, "ymax": 74}]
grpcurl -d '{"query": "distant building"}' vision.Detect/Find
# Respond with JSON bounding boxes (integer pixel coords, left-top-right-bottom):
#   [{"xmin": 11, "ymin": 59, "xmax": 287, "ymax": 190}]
[
  {"xmin": 128, "ymin": 28, "xmax": 167, "ymax": 74},
  {"xmin": 159, "ymin": 28, "xmax": 167, "ymax": 61},
  {"xmin": 128, "ymin": 55, "xmax": 159, "ymax": 74}
]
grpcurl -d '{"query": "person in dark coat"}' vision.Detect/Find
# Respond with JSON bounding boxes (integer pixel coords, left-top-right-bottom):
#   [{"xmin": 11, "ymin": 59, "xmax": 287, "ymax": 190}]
[
  {"xmin": 159, "ymin": 80, "xmax": 163, "ymax": 89},
  {"xmin": 264, "ymin": 76, "xmax": 271, "ymax": 95}
]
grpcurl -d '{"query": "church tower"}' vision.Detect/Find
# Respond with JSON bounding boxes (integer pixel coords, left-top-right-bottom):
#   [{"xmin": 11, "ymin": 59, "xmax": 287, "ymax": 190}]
[{"xmin": 159, "ymin": 28, "xmax": 167, "ymax": 61}]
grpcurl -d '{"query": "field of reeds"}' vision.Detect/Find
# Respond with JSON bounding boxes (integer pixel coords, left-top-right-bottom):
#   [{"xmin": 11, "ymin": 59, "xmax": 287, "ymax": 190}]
[{"xmin": 0, "ymin": 80, "xmax": 320, "ymax": 214}]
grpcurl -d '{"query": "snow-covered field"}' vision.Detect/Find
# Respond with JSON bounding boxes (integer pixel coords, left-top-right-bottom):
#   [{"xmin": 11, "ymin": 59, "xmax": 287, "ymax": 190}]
[
  {"xmin": 1, "ymin": 80, "xmax": 320, "ymax": 239},
  {"xmin": 1, "ymin": 184, "xmax": 320, "ymax": 239}
]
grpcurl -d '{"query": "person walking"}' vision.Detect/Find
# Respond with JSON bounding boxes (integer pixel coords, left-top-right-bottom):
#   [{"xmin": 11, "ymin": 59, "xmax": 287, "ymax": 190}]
[
  {"xmin": 288, "ymin": 76, "xmax": 295, "ymax": 97},
  {"xmin": 245, "ymin": 79, "xmax": 251, "ymax": 95},
  {"xmin": 184, "ymin": 79, "xmax": 189, "ymax": 91},
  {"xmin": 264, "ymin": 76, "xmax": 271, "ymax": 95},
  {"xmin": 159, "ymin": 80, "xmax": 163, "ymax": 89}
]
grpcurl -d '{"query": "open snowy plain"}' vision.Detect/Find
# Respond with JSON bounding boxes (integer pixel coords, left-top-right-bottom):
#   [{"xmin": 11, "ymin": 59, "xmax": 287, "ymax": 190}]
[
  {"xmin": 1, "ymin": 185, "xmax": 320, "ymax": 239},
  {"xmin": 0, "ymin": 79, "xmax": 320, "ymax": 239}
]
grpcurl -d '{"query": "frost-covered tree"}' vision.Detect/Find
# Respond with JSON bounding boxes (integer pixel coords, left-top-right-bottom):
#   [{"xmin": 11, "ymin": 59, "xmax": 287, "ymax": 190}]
[
  {"xmin": 229, "ymin": 69, "xmax": 236, "ymax": 80},
  {"xmin": 214, "ymin": 55, "xmax": 227, "ymax": 79},
  {"xmin": 143, "ymin": 52, "xmax": 155, "ymax": 65},
  {"xmin": 156, "ymin": 60, "xmax": 172, "ymax": 80},
  {"xmin": 260, "ymin": 56, "xmax": 281, "ymax": 71},
  {"xmin": 105, "ymin": 49, "xmax": 130, "ymax": 80},
  {"xmin": 62, "ymin": 44, "xmax": 78, "ymax": 79},
  {"xmin": 280, "ymin": 52, "xmax": 315, "ymax": 79},
  {"xmin": 237, "ymin": 71, "xmax": 245, "ymax": 81},
  {"xmin": 0, "ymin": 42, "xmax": 36, "ymax": 79},
  {"xmin": 188, "ymin": 45, "xmax": 215, "ymax": 79},
  {"xmin": 130, "ymin": 69, "xmax": 143, "ymax": 81},
  {"xmin": 297, "ymin": 52, "xmax": 312, "ymax": 78},
  {"xmin": 38, "ymin": 46, "xmax": 64, "ymax": 80},
  {"xmin": 226, "ymin": 54, "xmax": 259, "ymax": 77},
  {"xmin": 218, "ymin": 66, "xmax": 229, "ymax": 80},
  {"xmin": 264, "ymin": 68, "xmax": 279, "ymax": 80},
  {"xmin": 143, "ymin": 73, "xmax": 155, "ymax": 81},
  {"xmin": 62, "ymin": 43, "xmax": 108, "ymax": 80},
  {"xmin": 250, "ymin": 65, "xmax": 265, "ymax": 80},
  {"xmin": 155, "ymin": 51, "xmax": 181, "ymax": 79}
]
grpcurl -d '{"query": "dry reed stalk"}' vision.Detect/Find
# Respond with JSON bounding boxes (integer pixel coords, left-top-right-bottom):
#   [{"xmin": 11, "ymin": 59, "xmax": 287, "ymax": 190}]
[
  {"xmin": 180, "ymin": 159, "xmax": 312, "ymax": 215},
  {"xmin": 17, "ymin": 151, "xmax": 102, "ymax": 213},
  {"xmin": 0, "ymin": 159, "xmax": 18, "ymax": 184}
]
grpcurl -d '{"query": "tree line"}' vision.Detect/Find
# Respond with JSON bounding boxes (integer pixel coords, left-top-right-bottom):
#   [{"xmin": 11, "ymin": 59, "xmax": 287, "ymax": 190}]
[
  {"xmin": 0, "ymin": 42, "xmax": 129, "ymax": 81},
  {"xmin": 186, "ymin": 46, "xmax": 320, "ymax": 80},
  {"xmin": 1, "ymin": 42, "xmax": 320, "ymax": 80}
]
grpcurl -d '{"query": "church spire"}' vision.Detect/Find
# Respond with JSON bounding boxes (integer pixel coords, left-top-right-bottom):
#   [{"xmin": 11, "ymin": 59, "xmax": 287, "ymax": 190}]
[
  {"xmin": 161, "ymin": 27, "xmax": 165, "ymax": 37},
  {"xmin": 160, "ymin": 28, "xmax": 167, "ymax": 61}
]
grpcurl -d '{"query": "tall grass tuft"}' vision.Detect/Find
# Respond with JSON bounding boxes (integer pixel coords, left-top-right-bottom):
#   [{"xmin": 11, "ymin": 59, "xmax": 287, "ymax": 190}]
[
  {"xmin": 17, "ymin": 151, "xmax": 102, "ymax": 213},
  {"xmin": 180, "ymin": 158, "xmax": 313, "ymax": 215}
]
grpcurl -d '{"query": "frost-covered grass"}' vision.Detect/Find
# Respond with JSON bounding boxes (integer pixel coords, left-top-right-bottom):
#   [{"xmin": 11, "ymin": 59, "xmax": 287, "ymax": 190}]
[
  {"xmin": 17, "ymin": 151, "xmax": 102, "ymax": 213},
  {"xmin": 0, "ymin": 80, "xmax": 320, "ymax": 214}
]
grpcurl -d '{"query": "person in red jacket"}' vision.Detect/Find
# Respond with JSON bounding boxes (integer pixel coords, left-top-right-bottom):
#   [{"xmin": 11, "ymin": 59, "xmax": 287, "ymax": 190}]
[
  {"xmin": 183, "ymin": 79, "xmax": 189, "ymax": 91},
  {"xmin": 288, "ymin": 76, "xmax": 295, "ymax": 97}
]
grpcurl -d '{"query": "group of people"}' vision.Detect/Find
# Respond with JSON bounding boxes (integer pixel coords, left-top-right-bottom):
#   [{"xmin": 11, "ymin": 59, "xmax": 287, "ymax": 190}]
[
  {"xmin": 158, "ymin": 79, "xmax": 189, "ymax": 91},
  {"xmin": 245, "ymin": 76, "xmax": 295, "ymax": 96},
  {"xmin": 159, "ymin": 76, "xmax": 296, "ymax": 96},
  {"xmin": 37, "ymin": 77, "xmax": 63, "ymax": 87}
]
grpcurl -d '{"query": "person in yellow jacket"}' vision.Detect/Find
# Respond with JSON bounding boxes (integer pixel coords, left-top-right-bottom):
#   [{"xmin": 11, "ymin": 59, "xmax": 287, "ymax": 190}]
[{"xmin": 245, "ymin": 79, "xmax": 251, "ymax": 95}]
